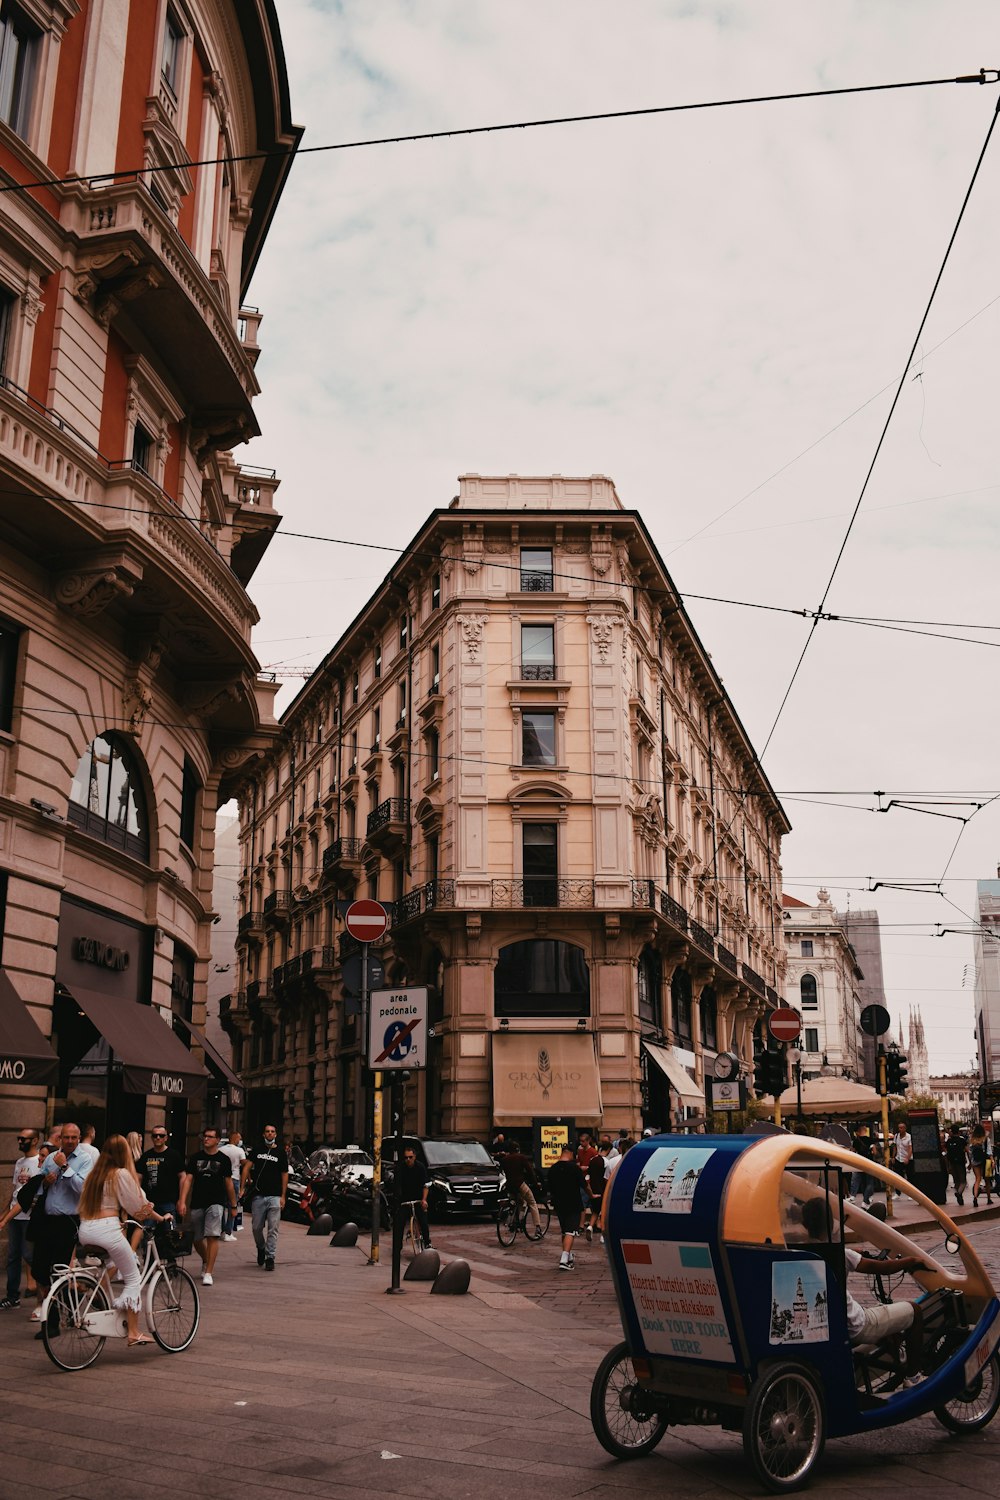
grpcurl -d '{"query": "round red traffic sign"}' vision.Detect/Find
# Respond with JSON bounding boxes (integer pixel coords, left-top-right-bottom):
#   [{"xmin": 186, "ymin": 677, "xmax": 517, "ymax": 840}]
[
  {"xmin": 768, "ymin": 1007, "xmax": 802, "ymax": 1043},
  {"xmin": 344, "ymin": 899, "xmax": 389, "ymax": 943}
]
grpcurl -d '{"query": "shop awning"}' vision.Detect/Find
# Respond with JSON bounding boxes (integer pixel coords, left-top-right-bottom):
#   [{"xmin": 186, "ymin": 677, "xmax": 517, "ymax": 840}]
[
  {"xmin": 172, "ymin": 1014, "xmax": 244, "ymax": 1108},
  {"xmin": 66, "ymin": 986, "xmax": 209, "ymax": 1100},
  {"xmin": 643, "ymin": 1042, "xmax": 703, "ymax": 1109},
  {"xmin": 0, "ymin": 971, "xmax": 59, "ymax": 1085},
  {"xmin": 492, "ymin": 1031, "xmax": 602, "ymax": 1124}
]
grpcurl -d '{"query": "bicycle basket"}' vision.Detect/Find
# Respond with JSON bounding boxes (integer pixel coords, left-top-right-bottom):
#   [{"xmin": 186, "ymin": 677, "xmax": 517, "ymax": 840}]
[{"xmin": 156, "ymin": 1225, "xmax": 194, "ymax": 1259}]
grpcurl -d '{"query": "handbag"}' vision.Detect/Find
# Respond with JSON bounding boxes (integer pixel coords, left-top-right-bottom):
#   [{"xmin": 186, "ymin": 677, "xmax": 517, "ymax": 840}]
[{"xmin": 20, "ymin": 1176, "xmax": 48, "ymax": 1242}]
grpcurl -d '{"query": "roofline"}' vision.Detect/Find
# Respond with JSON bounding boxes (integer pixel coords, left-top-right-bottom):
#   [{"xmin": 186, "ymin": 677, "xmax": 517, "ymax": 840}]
[{"xmin": 237, "ymin": 0, "xmax": 305, "ymax": 297}]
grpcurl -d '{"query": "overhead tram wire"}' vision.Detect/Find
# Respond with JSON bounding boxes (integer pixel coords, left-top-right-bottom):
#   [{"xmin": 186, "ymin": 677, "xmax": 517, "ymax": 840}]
[{"xmin": 0, "ymin": 70, "xmax": 995, "ymax": 197}]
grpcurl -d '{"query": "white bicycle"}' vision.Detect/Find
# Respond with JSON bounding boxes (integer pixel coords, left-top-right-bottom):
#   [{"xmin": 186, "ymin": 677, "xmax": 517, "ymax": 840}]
[{"xmin": 39, "ymin": 1220, "xmax": 200, "ymax": 1371}]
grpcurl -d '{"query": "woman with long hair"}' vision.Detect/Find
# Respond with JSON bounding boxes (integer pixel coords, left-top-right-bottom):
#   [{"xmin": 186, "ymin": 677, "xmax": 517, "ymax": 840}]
[
  {"xmin": 77, "ymin": 1135, "xmax": 171, "ymax": 1346},
  {"xmin": 126, "ymin": 1131, "xmax": 143, "ymax": 1163},
  {"xmin": 970, "ymin": 1123, "xmax": 993, "ymax": 1208}
]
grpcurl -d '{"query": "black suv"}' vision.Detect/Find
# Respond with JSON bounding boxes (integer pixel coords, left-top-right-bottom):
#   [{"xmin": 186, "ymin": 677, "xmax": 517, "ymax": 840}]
[{"xmin": 381, "ymin": 1135, "xmax": 503, "ymax": 1220}]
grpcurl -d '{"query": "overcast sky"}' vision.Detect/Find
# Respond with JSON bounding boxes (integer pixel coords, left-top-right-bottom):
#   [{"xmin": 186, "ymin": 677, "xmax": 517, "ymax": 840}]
[{"xmin": 237, "ymin": 1, "xmax": 1000, "ymax": 1074}]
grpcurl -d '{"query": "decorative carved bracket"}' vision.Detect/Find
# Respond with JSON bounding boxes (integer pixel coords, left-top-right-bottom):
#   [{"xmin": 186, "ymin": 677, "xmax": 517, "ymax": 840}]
[{"xmin": 55, "ymin": 551, "xmax": 143, "ymax": 617}]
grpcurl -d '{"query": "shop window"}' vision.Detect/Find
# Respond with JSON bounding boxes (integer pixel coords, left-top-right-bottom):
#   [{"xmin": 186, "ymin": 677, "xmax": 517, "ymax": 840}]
[
  {"xmin": 522, "ymin": 822, "xmax": 557, "ymax": 906},
  {"xmin": 521, "ymin": 710, "xmax": 555, "ymax": 767},
  {"xmin": 180, "ymin": 758, "xmax": 198, "ymax": 851},
  {"xmin": 700, "ymin": 986, "xmax": 718, "ymax": 1050},
  {"xmin": 800, "ymin": 973, "xmax": 818, "ymax": 1010},
  {"xmin": 521, "ymin": 623, "xmax": 554, "ymax": 680},
  {"xmin": 0, "ymin": 615, "xmax": 19, "ymax": 731},
  {"xmin": 68, "ymin": 732, "xmax": 150, "ymax": 861},
  {"xmin": 637, "ymin": 947, "xmax": 662, "ymax": 1030},
  {"xmin": 0, "ymin": 3, "xmax": 39, "ymax": 141},
  {"xmin": 520, "ymin": 548, "xmax": 553, "ymax": 591},
  {"xmin": 671, "ymin": 967, "xmax": 693, "ymax": 1043},
  {"xmin": 494, "ymin": 938, "xmax": 590, "ymax": 1018}
]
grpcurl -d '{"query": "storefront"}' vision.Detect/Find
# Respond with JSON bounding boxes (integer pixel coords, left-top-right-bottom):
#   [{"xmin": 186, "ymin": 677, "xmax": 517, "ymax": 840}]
[
  {"xmin": 642, "ymin": 1040, "xmax": 704, "ymax": 1128},
  {"xmin": 491, "ymin": 1030, "xmax": 603, "ymax": 1134},
  {"xmin": 52, "ymin": 895, "xmax": 208, "ymax": 1138}
]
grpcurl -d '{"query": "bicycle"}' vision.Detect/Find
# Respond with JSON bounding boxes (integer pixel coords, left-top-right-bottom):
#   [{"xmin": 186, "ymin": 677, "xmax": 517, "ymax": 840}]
[
  {"xmin": 400, "ymin": 1199, "xmax": 427, "ymax": 1256},
  {"xmin": 496, "ymin": 1193, "xmax": 550, "ymax": 1246},
  {"xmin": 40, "ymin": 1220, "xmax": 200, "ymax": 1372}
]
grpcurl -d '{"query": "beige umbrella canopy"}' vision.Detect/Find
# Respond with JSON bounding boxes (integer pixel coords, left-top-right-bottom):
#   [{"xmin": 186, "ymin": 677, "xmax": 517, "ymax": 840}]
[{"xmin": 765, "ymin": 1075, "xmax": 883, "ymax": 1120}]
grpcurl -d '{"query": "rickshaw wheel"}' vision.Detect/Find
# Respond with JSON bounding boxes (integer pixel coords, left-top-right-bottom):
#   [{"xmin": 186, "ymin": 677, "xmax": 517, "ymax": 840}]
[
  {"xmin": 934, "ymin": 1351, "xmax": 1000, "ymax": 1434},
  {"xmin": 743, "ymin": 1362, "xmax": 825, "ymax": 1493},
  {"xmin": 590, "ymin": 1341, "xmax": 668, "ymax": 1458}
]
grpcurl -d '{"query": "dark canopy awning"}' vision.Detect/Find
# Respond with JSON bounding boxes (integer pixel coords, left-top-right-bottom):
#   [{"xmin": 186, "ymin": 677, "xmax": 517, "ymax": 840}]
[
  {"xmin": 67, "ymin": 987, "xmax": 208, "ymax": 1100},
  {"xmin": 0, "ymin": 971, "xmax": 59, "ymax": 1085},
  {"xmin": 172, "ymin": 1014, "xmax": 244, "ymax": 1108}
]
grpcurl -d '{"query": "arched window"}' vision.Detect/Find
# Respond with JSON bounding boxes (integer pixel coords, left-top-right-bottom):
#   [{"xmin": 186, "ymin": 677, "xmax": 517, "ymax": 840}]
[
  {"xmin": 800, "ymin": 974, "xmax": 818, "ymax": 1011},
  {"xmin": 494, "ymin": 939, "xmax": 589, "ymax": 1018},
  {"xmin": 637, "ymin": 947, "xmax": 662, "ymax": 1030},
  {"xmin": 68, "ymin": 732, "xmax": 149, "ymax": 860},
  {"xmin": 671, "ymin": 967, "xmax": 693, "ymax": 1042},
  {"xmin": 700, "ymin": 986, "xmax": 718, "ymax": 1050}
]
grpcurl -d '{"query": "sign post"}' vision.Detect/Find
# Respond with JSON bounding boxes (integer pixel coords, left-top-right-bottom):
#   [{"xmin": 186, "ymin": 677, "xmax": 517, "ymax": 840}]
[
  {"xmin": 345, "ymin": 900, "xmax": 389, "ymax": 1265},
  {"xmin": 366, "ymin": 986, "xmax": 428, "ymax": 1293}
]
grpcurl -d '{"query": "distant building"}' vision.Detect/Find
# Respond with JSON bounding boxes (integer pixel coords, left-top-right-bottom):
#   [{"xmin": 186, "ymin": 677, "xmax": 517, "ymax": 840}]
[
  {"xmin": 974, "ymin": 878, "xmax": 1000, "ymax": 1087},
  {"xmin": 834, "ymin": 907, "xmax": 890, "ymax": 1087},
  {"xmin": 902, "ymin": 1008, "xmax": 929, "ymax": 1094},
  {"xmin": 929, "ymin": 1073, "xmax": 977, "ymax": 1125},
  {"xmin": 782, "ymin": 891, "xmax": 864, "ymax": 1079}
]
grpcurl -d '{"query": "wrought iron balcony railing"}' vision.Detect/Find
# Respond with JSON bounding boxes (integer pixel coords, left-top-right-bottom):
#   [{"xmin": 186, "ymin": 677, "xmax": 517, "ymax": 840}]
[
  {"xmin": 491, "ymin": 877, "xmax": 595, "ymax": 909},
  {"xmin": 659, "ymin": 892, "xmax": 689, "ymax": 931},
  {"xmin": 262, "ymin": 892, "xmax": 292, "ymax": 922},
  {"xmin": 519, "ymin": 570, "xmax": 553, "ymax": 591},
  {"xmin": 520, "ymin": 663, "xmax": 556, "ymax": 680},
  {"xmin": 742, "ymin": 963, "xmax": 767, "ymax": 998},
  {"xmin": 717, "ymin": 943, "xmax": 738, "ymax": 975},
  {"xmin": 393, "ymin": 879, "xmax": 458, "ymax": 925},
  {"xmin": 367, "ymin": 797, "xmax": 411, "ymax": 839},
  {"xmin": 322, "ymin": 838, "xmax": 363, "ymax": 874},
  {"xmin": 688, "ymin": 919, "xmax": 715, "ymax": 956}
]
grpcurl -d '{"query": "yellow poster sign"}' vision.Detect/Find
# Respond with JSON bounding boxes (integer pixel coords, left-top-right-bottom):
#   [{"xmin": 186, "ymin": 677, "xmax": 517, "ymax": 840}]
[{"xmin": 540, "ymin": 1122, "xmax": 570, "ymax": 1170}]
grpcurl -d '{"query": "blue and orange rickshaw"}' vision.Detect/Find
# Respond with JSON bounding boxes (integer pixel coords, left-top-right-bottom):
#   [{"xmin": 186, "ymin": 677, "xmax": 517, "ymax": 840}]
[{"xmin": 595, "ymin": 1133, "xmax": 1000, "ymax": 1491}]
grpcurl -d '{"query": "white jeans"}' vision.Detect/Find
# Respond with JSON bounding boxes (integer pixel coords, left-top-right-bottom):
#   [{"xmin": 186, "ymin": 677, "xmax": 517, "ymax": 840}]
[{"xmin": 78, "ymin": 1217, "xmax": 142, "ymax": 1311}]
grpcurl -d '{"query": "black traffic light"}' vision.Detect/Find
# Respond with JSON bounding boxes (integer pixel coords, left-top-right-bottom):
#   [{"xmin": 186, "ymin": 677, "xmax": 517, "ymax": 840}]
[
  {"xmin": 765, "ymin": 1048, "xmax": 788, "ymax": 1096},
  {"xmin": 886, "ymin": 1050, "xmax": 908, "ymax": 1093},
  {"xmin": 753, "ymin": 1050, "xmax": 768, "ymax": 1098}
]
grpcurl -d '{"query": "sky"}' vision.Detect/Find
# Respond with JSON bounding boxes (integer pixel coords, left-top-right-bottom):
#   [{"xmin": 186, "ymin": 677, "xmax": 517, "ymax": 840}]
[{"xmin": 235, "ymin": 0, "xmax": 1000, "ymax": 1074}]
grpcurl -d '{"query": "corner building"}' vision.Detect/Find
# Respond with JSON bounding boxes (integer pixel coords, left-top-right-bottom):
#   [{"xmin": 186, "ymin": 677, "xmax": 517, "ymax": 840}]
[
  {"xmin": 228, "ymin": 476, "xmax": 790, "ymax": 1145},
  {"xmin": 0, "ymin": 1, "xmax": 300, "ymax": 1152}
]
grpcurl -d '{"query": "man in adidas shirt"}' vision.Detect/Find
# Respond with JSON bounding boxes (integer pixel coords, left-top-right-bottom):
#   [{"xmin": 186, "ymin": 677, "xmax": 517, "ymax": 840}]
[{"xmin": 241, "ymin": 1126, "xmax": 288, "ymax": 1271}]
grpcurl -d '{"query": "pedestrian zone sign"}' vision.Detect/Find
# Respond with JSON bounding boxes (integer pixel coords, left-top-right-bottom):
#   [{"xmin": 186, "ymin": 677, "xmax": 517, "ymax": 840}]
[{"xmin": 368, "ymin": 987, "xmax": 428, "ymax": 1072}]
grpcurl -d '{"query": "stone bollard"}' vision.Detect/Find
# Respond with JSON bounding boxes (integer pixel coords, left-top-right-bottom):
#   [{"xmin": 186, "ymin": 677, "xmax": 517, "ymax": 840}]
[
  {"xmin": 403, "ymin": 1248, "xmax": 440, "ymax": 1282},
  {"xmin": 330, "ymin": 1222, "xmax": 359, "ymax": 1247},
  {"xmin": 431, "ymin": 1258, "xmax": 471, "ymax": 1295},
  {"xmin": 307, "ymin": 1212, "xmax": 333, "ymax": 1236}
]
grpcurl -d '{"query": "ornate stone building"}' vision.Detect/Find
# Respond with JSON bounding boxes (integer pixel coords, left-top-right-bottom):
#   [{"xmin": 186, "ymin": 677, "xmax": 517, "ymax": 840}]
[
  {"xmin": 782, "ymin": 890, "xmax": 864, "ymax": 1080},
  {"xmin": 0, "ymin": 1, "xmax": 299, "ymax": 1155},
  {"xmin": 226, "ymin": 475, "xmax": 790, "ymax": 1145}
]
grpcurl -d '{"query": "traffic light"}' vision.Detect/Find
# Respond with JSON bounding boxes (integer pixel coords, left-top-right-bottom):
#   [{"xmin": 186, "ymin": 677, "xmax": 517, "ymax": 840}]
[
  {"xmin": 753, "ymin": 1050, "xmax": 768, "ymax": 1098},
  {"xmin": 765, "ymin": 1048, "xmax": 788, "ymax": 1096},
  {"xmin": 886, "ymin": 1050, "xmax": 908, "ymax": 1093}
]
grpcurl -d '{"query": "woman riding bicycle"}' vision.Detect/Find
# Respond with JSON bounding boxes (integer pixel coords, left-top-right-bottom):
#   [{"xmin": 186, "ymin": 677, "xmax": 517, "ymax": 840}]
[{"xmin": 77, "ymin": 1135, "xmax": 172, "ymax": 1348}]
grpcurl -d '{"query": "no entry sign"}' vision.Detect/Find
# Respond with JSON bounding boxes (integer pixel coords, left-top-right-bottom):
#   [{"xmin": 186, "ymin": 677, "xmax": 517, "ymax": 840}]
[
  {"xmin": 768, "ymin": 1007, "xmax": 802, "ymax": 1043},
  {"xmin": 344, "ymin": 899, "xmax": 389, "ymax": 943}
]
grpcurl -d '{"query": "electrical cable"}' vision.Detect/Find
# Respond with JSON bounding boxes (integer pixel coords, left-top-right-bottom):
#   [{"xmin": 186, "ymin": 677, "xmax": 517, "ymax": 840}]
[{"xmin": 1, "ymin": 71, "xmax": 995, "ymax": 197}]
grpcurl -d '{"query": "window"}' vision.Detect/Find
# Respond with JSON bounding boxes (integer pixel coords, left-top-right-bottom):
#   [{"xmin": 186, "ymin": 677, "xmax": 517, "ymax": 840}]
[
  {"xmin": 0, "ymin": 3, "xmax": 38, "ymax": 140},
  {"xmin": 0, "ymin": 617, "xmax": 18, "ymax": 732},
  {"xmin": 520, "ymin": 548, "xmax": 553, "ymax": 592},
  {"xmin": 521, "ymin": 710, "xmax": 555, "ymax": 767},
  {"xmin": 399, "ymin": 614, "xmax": 408, "ymax": 650},
  {"xmin": 429, "ymin": 643, "xmax": 440, "ymax": 694},
  {"xmin": 804, "ymin": 1027, "xmax": 820, "ymax": 1053},
  {"xmin": 521, "ymin": 623, "xmax": 554, "ymax": 680},
  {"xmin": 0, "ymin": 286, "xmax": 13, "ymax": 377},
  {"xmin": 372, "ymin": 706, "xmax": 381, "ymax": 752},
  {"xmin": 161, "ymin": 7, "xmax": 182, "ymax": 94},
  {"xmin": 494, "ymin": 938, "xmax": 589, "ymax": 1018},
  {"xmin": 351, "ymin": 671, "xmax": 359, "ymax": 705},
  {"xmin": 700, "ymin": 986, "xmax": 718, "ymax": 1050},
  {"xmin": 68, "ymin": 733, "xmax": 150, "ymax": 860},
  {"xmin": 671, "ymin": 968, "xmax": 693, "ymax": 1043},
  {"xmin": 132, "ymin": 422, "xmax": 153, "ymax": 475},
  {"xmin": 800, "ymin": 939, "xmax": 813, "ymax": 957},
  {"xmin": 431, "ymin": 572, "xmax": 441, "ymax": 610},
  {"xmin": 522, "ymin": 823, "xmax": 557, "ymax": 906},
  {"xmin": 427, "ymin": 727, "xmax": 439, "ymax": 780},
  {"xmin": 180, "ymin": 758, "xmax": 198, "ymax": 850},
  {"xmin": 397, "ymin": 679, "xmax": 406, "ymax": 726},
  {"xmin": 637, "ymin": 948, "xmax": 662, "ymax": 1030},
  {"xmin": 800, "ymin": 974, "xmax": 818, "ymax": 1010},
  {"xmin": 349, "ymin": 730, "xmax": 358, "ymax": 774},
  {"xmin": 373, "ymin": 643, "xmax": 381, "ymax": 679}
]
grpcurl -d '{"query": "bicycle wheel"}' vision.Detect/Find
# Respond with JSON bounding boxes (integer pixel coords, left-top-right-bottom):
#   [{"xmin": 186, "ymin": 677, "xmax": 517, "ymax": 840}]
[
  {"xmin": 42, "ymin": 1274, "xmax": 110, "ymax": 1372},
  {"xmin": 148, "ymin": 1264, "xmax": 200, "ymax": 1352},
  {"xmin": 935, "ymin": 1351, "xmax": 1000, "ymax": 1434},
  {"xmin": 742, "ymin": 1362, "xmax": 825, "ymax": 1493},
  {"xmin": 590, "ymin": 1341, "xmax": 669, "ymax": 1458},
  {"xmin": 496, "ymin": 1204, "xmax": 518, "ymax": 1247}
]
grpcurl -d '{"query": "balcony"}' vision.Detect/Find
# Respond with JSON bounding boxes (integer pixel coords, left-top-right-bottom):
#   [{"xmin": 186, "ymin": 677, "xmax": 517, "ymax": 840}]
[
  {"xmin": 366, "ymin": 798, "xmax": 411, "ymax": 848},
  {"xmin": 322, "ymin": 838, "xmax": 364, "ymax": 881},
  {"xmin": 766, "ymin": 985, "xmax": 780, "ymax": 1006},
  {"xmin": 717, "ymin": 943, "xmax": 738, "ymax": 976},
  {"xmin": 659, "ymin": 892, "xmax": 689, "ymax": 932},
  {"xmin": 742, "ymin": 964, "xmax": 767, "ymax": 999},
  {"xmin": 688, "ymin": 919, "xmax": 715, "ymax": 957},
  {"xmin": 520, "ymin": 663, "xmax": 556, "ymax": 681},
  {"xmin": 237, "ymin": 911, "xmax": 264, "ymax": 941},
  {"xmin": 262, "ymin": 892, "xmax": 292, "ymax": 926},
  {"xmin": 519, "ymin": 569, "xmax": 553, "ymax": 592},
  {"xmin": 393, "ymin": 880, "xmax": 458, "ymax": 926},
  {"xmin": 491, "ymin": 878, "xmax": 595, "ymax": 909}
]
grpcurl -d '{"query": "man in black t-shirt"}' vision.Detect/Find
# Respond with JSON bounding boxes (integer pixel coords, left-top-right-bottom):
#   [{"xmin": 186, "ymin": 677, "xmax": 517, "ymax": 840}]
[
  {"xmin": 396, "ymin": 1147, "xmax": 432, "ymax": 1249},
  {"xmin": 241, "ymin": 1125, "xmax": 288, "ymax": 1271},
  {"xmin": 178, "ymin": 1128, "xmax": 237, "ymax": 1286},
  {"xmin": 137, "ymin": 1128, "xmax": 184, "ymax": 1216},
  {"xmin": 548, "ymin": 1145, "xmax": 587, "ymax": 1271}
]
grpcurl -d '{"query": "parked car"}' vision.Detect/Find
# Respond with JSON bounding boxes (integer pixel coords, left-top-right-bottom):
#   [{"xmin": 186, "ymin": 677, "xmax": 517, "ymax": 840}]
[{"xmin": 381, "ymin": 1135, "xmax": 504, "ymax": 1219}]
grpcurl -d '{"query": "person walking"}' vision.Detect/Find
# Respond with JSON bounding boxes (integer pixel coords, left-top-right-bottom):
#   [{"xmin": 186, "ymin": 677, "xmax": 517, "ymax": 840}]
[
  {"xmin": 78, "ymin": 1124, "xmax": 100, "ymax": 1167},
  {"xmin": 584, "ymin": 1147, "xmax": 606, "ymax": 1245},
  {"xmin": 219, "ymin": 1130, "xmax": 246, "ymax": 1240},
  {"xmin": 178, "ymin": 1127, "xmax": 237, "ymax": 1285},
  {"xmin": 849, "ymin": 1126, "xmax": 875, "ymax": 1206},
  {"xmin": 548, "ymin": 1145, "xmax": 588, "ymax": 1271},
  {"xmin": 970, "ymin": 1124, "xmax": 993, "ymax": 1207},
  {"xmin": 77, "ymin": 1135, "xmax": 172, "ymax": 1347},
  {"xmin": 1, "ymin": 1128, "xmax": 40, "ymax": 1309},
  {"xmin": 892, "ymin": 1122, "xmax": 914, "ymax": 1184},
  {"xmin": 944, "ymin": 1123, "xmax": 969, "ymax": 1207},
  {"xmin": 136, "ymin": 1127, "xmax": 184, "ymax": 1218},
  {"xmin": 27, "ymin": 1122, "xmax": 94, "ymax": 1329},
  {"xmin": 241, "ymin": 1125, "xmax": 288, "ymax": 1271}
]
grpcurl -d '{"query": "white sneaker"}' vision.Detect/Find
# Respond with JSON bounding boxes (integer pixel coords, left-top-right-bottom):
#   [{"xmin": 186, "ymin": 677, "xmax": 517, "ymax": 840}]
[
  {"xmin": 202, "ymin": 1272, "xmax": 214, "ymax": 1286},
  {"xmin": 222, "ymin": 1234, "xmax": 236, "ymax": 1242}
]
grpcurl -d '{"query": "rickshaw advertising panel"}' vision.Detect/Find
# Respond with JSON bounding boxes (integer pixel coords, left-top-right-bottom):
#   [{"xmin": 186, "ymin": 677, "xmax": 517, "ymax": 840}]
[{"xmin": 620, "ymin": 1237, "xmax": 735, "ymax": 1362}]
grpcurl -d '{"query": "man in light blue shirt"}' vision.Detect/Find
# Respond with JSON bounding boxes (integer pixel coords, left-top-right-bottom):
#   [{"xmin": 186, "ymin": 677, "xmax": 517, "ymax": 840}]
[{"xmin": 30, "ymin": 1122, "xmax": 94, "ymax": 1322}]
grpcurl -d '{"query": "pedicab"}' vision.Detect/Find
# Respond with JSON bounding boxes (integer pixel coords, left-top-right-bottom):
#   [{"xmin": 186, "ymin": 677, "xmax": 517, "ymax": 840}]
[{"xmin": 593, "ymin": 1133, "xmax": 1000, "ymax": 1491}]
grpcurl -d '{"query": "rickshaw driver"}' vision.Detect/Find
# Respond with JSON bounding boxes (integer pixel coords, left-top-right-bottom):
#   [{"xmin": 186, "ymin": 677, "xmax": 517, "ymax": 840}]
[{"xmin": 801, "ymin": 1198, "xmax": 927, "ymax": 1372}]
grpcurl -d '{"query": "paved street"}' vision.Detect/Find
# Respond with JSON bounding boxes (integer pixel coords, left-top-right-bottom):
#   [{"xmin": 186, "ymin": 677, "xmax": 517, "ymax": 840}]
[{"xmin": 3, "ymin": 1207, "xmax": 1000, "ymax": 1500}]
